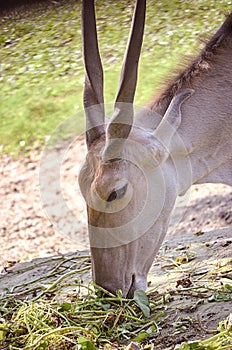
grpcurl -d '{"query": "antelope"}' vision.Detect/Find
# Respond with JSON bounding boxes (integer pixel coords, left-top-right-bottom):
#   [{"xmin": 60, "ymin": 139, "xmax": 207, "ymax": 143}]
[{"xmin": 79, "ymin": 0, "xmax": 232, "ymax": 297}]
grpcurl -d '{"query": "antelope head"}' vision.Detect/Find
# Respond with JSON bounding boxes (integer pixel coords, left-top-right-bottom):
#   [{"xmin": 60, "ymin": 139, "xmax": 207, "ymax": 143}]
[{"xmin": 79, "ymin": 0, "xmax": 193, "ymax": 297}]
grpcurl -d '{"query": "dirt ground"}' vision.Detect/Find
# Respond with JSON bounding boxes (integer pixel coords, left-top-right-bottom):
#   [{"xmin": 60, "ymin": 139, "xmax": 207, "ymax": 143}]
[
  {"xmin": 1, "ymin": 228, "xmax": 232, "ymax": 349},
  {"xmin": 1, "ymin": 140, "xmax": 232, "ymax": 349},
  {"xmin": 0, "ymin": 138, "xmax": 232, "ymax": 269}
]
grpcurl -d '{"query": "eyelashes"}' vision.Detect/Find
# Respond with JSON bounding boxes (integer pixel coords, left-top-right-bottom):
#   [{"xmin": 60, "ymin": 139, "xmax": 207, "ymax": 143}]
[{"xmin": 107, "ymin": 184, "xmax": 128, "ymax": 202}]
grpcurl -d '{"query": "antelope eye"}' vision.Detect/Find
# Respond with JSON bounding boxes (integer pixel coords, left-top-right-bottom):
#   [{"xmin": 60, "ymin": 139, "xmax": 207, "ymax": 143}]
[{"xmin": 107, "ymin": 184, "xmax": 128, "ymax": 202}]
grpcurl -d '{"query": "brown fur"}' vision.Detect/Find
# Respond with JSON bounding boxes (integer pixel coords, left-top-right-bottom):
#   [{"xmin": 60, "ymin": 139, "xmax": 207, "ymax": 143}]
[{"xmin": 150, "ymin": 12, "xmax": 232, "ymax": 115}]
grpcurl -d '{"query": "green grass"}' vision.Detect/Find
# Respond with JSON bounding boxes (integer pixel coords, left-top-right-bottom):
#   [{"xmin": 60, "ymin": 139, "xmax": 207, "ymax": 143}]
[
  {"xmin": 1, "ymin": 255, "xmax": 232, "ymax": 349},
  {"xmin": 0, "ymin": 0, "xmax": 231, "ymax": 154}
]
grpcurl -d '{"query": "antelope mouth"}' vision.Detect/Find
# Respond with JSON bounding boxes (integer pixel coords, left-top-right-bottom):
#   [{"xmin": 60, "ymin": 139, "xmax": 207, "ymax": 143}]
[
  {"xmin": 126, "ymin": 274, "xmax": 146, "ymax": 298},
  {"xmin": 126, "ymin": 274, "xmax": 136, "ymax": 298}
]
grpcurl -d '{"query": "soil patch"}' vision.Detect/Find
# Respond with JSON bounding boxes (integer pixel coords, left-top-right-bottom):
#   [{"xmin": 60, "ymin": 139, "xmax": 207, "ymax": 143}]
[
  {"xmin": 1, "ymin": 141, "xmax": 232, "ymax": 268},
  {"xmin": 1, "ymin": 228, "xmax": 232, "ymax": 349}
]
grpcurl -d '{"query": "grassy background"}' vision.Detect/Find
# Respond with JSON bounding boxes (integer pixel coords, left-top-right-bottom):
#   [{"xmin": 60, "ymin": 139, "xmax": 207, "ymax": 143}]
[{"xmin": 0, "ymin": 0, "xmax": 231, "ymax": 154}]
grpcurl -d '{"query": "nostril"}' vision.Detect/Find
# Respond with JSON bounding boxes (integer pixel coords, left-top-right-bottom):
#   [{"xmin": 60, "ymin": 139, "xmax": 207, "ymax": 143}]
[{"xmin": 107, "ymin": 184, "xmax": 128, "ymax": 202}]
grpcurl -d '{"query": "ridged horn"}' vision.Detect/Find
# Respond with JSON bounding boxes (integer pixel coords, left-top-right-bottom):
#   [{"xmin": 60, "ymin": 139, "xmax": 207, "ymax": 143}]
[
  {"xmin": 82, "ymin": 0, "xmax": 105, "ymax": 148},
  {"xmin": 102, "ymin": 0, "xmax": 146, "ymax": 162},
  {"xmin": 106, "ymin": 0, "xmax": 146, "ymax": 142}
]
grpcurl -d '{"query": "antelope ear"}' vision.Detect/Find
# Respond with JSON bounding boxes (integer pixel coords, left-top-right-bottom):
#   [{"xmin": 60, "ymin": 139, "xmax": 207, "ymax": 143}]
[{"xmin": 153, "ymin": 89, "xmax": 194, "ymax": 149}]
